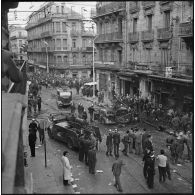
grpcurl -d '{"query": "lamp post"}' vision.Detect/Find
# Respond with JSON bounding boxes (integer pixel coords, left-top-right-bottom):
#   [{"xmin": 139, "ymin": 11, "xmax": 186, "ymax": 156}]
[{"xmin": 42, "ymin": 40, "xmax": 49, "ymax": 74}]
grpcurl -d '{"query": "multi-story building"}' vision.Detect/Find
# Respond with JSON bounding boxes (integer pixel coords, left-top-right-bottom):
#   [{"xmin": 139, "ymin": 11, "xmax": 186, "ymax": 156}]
[
  {"xmin": 26, "ymin": 2, "xmax": 96, "ymax": 78},
  {"xmin": 9, "ymin": 25, "xmax": 28, "ymax": 60},
  {"xmin": 92, "ymin": 1, "xmax": 193, "ymax": 112}
]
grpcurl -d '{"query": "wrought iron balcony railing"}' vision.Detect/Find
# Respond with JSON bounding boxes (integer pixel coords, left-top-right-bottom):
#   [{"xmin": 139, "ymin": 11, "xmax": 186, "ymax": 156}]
[
  {"xmin": 157, "ymin": 28, "xmax": 172, "ymax": 40},
  {"xmin": 41, "ymin": 31, "xmax": 53, "ymax": 38},
  {"xmin": 129, "ymin": 1, "xmax": 140, "ymax": 14},
  {"xmin": 81, "ymin": 30, "xmax": 94, "ymax": 37},
  {"xmin": 128, "ymin": 32, "xmax": 139, "ymax": 43},
  {"xmin": 141, "ymin": 30, "xmax": 154, "ymax": 42},
  {"xmin": 142, "ymin": 1, "xmax": 155, "ymax": 9},
  {"xmin": 94, "ymin": 32, "xmax": 123, "ymax": 43},
  {"xmin": 93, "ymin": 2, "xmax": 125, "ymax": 17},
  {"xmin": 178, "ymin": 22, "xmax": 193, "ymax": 37}
]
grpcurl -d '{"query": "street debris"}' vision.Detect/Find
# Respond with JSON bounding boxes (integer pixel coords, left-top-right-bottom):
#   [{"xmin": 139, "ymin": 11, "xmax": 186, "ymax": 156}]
[
  {"xmin": 75, "ymin": 178, "xmax": 80, "ymax": 181},
  {"xmin": 108, "ymin": 182, "xmax": 112, "ymax": 186},
  {"xmin": 35, "ymin": 146, "xmax": 39, "ymax": 149},
  {"xmin": 177, "ymin": 177, "xmax": 183, "ymax": 181},
  {"xmin": 96, "ymin": 170, "xmax": 103, "ymax": 173},
  {"xmin": 172, "ymin": 170, "xmax": 177, "ymax": 173},
  {"xmin": 57, "ymin": 149, "xmax": 61, "ymax": 152},
  {"xmin": 75, "ymin": 192, "xmax": 80, "ymax": 194},
  {"xmin": 177, "ymin": 164, "xmax": 182, "ymax": 166},
  {"xmin": 70, "ymin": 178, "xmax": 74, "ymax": 182},
  {"xmin": 72, "ymin": 184, "xmax": 78, "ymax": 188},
  {"xmin": 76, "ymin": 165, "xmax": 81, "ymax": 168}
]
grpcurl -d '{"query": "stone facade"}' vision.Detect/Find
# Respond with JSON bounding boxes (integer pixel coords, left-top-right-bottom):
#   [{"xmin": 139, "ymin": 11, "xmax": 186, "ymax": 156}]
[{"xmin": 26, "ymin": 2, "xmax": 96, "ymax": 77}]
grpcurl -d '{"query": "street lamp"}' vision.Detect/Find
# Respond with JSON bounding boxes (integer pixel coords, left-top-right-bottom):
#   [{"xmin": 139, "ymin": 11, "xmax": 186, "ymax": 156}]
[
  {"xmin": 92, "ymin": 35, "xmax": 98, "ymax": 99},
  {"xmin": 42, "ymin": 40, "xmax": 49, "ymax": 74}
]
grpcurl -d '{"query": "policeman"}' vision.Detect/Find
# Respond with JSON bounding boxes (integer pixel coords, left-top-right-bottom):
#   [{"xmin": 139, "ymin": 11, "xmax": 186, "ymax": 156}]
[
  {"xmin": 113, "ymin": 129, "xmax": 120, "ymax": 159},
  {"xmin": 122, "ymin": 130, "xmax": 130, "ymax": 156},
  {"xmin": 106, "ymin": 129, "xmax": 113, "ymax": 156},
  {"xmin": 142, "ymin": 148, "xmax": 151, "ymax": 179}
]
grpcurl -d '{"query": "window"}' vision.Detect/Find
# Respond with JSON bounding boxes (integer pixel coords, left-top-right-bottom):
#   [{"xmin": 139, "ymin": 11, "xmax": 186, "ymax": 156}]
[
  {"xmin": 63, "ymin": 56, "xmax": 68, "ymax": 64},
  {"xmin": 118, "ymin": 18, "xmax": 123, "ymax": 34},
  {"xmin": 146, "ymin": 48, "xmax": 151, "ymax": 65},
  {"xmin": 133, "ymin": 18, "xmax": 137, "ymax": 33},
  {"xmin": 19, "ymin": 40, "xmax": 22, "ymax": 47},
  {"xmin": 161, "ymin": 48, "xmax": 169, "ymax": 67},
  {"xmin": 164, "ymin": 11, "xmax": 170, "ymax": 28},
  {"xmin": 148, "ymin": 15, "xmax": 152, "ymax": 32},
  {"xmin": 83, "ymin": 54, "xmax": 86, "ymax": 64},
  {"xmin": 63, "ymin": 39, "xmax": 67, "ymax": 50},
  {"xmin": 72, "ymin": 22, "xmax": 76, "ymax": 31},
  {"xmin": 61, "ymin": 6, "xmax": 64, "ymax": 14},
  {"xmin": 72, "ymin": 39, "xmax": 76, "ymax": 48},
  {"xmin": 56, "ymin": 6, "xmax": 59, "ymax": 13},
  {"xmin": 18, "ymin": 32, "xmax": 22, "ymax": 37},
  {"xmin": 104, "ymin": 49, "xmax": 107, "ymax": 62},
  {"xmin": 62, "ymin": 22, "xmax": 67, "ymax": 32},
  {"xmin": 57, "ymin": 56, "xmax": 62, "ymax": 63},
  {"xmin": 99, "ymin": 50, "xmax": 103, "ymax": 61},
  {"xmin": 56, "ymin": 39, "xmax": 61, "ymax": 50},
  {"xmin": 73, "ymin": 54, "xmax": 76, "ymax": 64},
  {"xmin": 111, "ymin": 49, "xmax": 115, "ymax": 61},
  {"xmin": 118, "ymin": 50, "xmax": 122, "ymax": 64},
  {"xmin": 56, "ymin": 22, "xmax": 60, "ymax": 32},
  {"xmin": 82, "ymin": 39, "xmax": 86, "ymax": 48}
]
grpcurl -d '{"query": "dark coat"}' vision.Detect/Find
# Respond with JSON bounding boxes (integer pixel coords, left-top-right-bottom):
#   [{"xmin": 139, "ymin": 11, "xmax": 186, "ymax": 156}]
[
  {"xmin": 113, "ymin": 132, "xmax": 120, "ymax": 144},
  {"xmin": 88, "ymin": 149, "xmax": 97, "ymax": 163},
  {"xmin": 143, "ymin": 139, "xmax": 153, "ymax": 152},
  {"xmin": 106, "ymin": 134, "xmax": 113, "ymax": 146},
  {"xmin": 112, "ymin": 160, "xmax": 124, "ymax": 176},
  {"xmin": 88, "ymin": 106, "xmax": 95, "ymax": 114},
  {"xmin": 28, "ymin": 132, "xmax": 36, "ymax": 146}
]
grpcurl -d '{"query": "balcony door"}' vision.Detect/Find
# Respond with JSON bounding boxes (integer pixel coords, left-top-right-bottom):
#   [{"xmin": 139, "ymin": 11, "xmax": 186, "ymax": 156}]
[
  {"xmin": 164, "ymin": 11, "xmax": 170, "ymax": 29},
  {"xmin": 133, "ymin": 18, "xmax": 137, "ymax": 33},
  {"xmin": 148, "ymin": 15, "xmax": 152, "ymax": 32},
  {"xmin": 161, "ymin": 48, "xmax": 169, "ymax": 67},
  {"xmin": 118, "ymin": 18, "xmax": 122, "ymax": 35}
]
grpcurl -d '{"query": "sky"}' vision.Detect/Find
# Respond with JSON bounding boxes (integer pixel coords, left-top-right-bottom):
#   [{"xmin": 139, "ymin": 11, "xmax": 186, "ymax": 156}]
[{"xmin": 8, "ymin": 1, "xmax": 96, "ymax": 27}]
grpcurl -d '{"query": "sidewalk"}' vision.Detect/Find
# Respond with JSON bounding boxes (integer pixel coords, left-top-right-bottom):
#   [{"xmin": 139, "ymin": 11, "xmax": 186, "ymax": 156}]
[{"xmin": 24, "ymin": 127, "xmax": 74, "ymax": 194}]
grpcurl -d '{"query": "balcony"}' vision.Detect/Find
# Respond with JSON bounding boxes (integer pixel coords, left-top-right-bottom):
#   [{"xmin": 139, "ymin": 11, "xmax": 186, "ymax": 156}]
[
  {"xmin": 27, "ymin": 34, "xmax": 41, "ymax": 41},
  {"xmin": 172, "ymin": 63, "xmax": 193, "ymax": 78},
  {"xmin": 67, "ymin": 13, "xmax": 82, "ymax": 20},
  {"xmin": 157, "ymin": 28, "xmax": 172, "ymax": 41},
  {"xmin": 129, "ymin": 2, "xmax": 140, "ymax": 14},
  {"xmin": 10, "ymin": 35, "xmax": 27, "ymax": 40},
  {"xmin": 81, "ymin": 30, "xmax": 94, "ymax": 37},
  {"xmin": 93, "ymin": 2, "xmax": 125, "ymax": 17},
  {"xmin": 128, "ymin": 32, "xmax": 139, "ymax": 43},
  {"xmin": 41, "ymin": 31, "xmax": 53, "ymax": 38},
  {"xmin": 178, "ymin": 22, "xmax": 193, "ymax": 37},
  {"xmin": 94, "ymin": 32, "xmax": 123, "ymax": 43},
  {"xmin": 41, "ymin": 46, "xmax": 53, "ymax": 52},
  {"xmin": 81, "ymin": 47, "xmax": 93, "ymax": 52},
  {"xmin": 70, "ymin": 30, "xmax": 80, "ymax": 36},
  {"xmin": 71, "ymin": 47, "xmax": 80, "ymax": 52},
  {"xmin": 141, "ymin": 30, "xmax": 154, "ymax": 42},
  {"xmin": 142, "ymin": 1, "xmax": 155, "ymax": 9}
]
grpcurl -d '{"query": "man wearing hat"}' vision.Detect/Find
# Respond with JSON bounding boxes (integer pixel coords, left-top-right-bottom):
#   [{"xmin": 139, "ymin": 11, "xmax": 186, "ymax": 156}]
[
  {"xmin": 88, "ymin": 104, "xmax": 95, "ymax": 123},
  {"xmin": 143, "ymin": 134, "xmax": 153, "ymax": 154},
  {"xmin": 106, "ymin": 129, "xmax": 113, "ymax": 156},
  {"xmin": 113, "ymin": 129, "xmax": 121, "ymax": 158}
]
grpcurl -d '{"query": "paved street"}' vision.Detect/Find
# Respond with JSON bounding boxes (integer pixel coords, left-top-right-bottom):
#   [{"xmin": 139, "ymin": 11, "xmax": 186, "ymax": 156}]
[{"xmin": 26, "ymin": 86, "xmax": 192, "ymax": 194}]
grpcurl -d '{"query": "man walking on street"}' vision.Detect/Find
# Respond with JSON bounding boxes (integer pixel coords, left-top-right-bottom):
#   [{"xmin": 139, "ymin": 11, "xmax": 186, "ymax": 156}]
[
  {"xmin": 147, "ymin": 151, "xmax": 155, "ymax": 189},
  {"xmin": 37, "ymin": 94, "xmax": 42, "ymax": 112},
  {"xmin": 113, "ymin": 129, "xmax": 120, "ymax": 159},
  {"xmin": 128, "ymin": 128, "xmax": 134, "ymax": 153},
  {"xmin": 135, "ymin": 128, "xmax": 142, "ymax": 155},
  {"xmin": 157, "ymin": 149, "xmax": 167, "ymax": 183},
  {"xmin": 88, "ymin": 146, "xmax": 97, "ymax": 174},
  {"xmin": 78, "ymin": 132, "xmax": 85, "ymax": 162},
  {"xmin": 106, "ymin": 129, "xmax": 113, "ymax": 156},
  {"xmin": 112, "ymin": 159, "xmax": 125, "ymax": 192},
  {"xmin": 28, "ymin": 129, "xmax": 37, "ymax": 157},
  {"xmin": 38, "ymin": 119, "xmax": 45, "ymax": 144},
  {"xmin": 122, "ymin": 130, "xmax": 130, "ymax": 156}
]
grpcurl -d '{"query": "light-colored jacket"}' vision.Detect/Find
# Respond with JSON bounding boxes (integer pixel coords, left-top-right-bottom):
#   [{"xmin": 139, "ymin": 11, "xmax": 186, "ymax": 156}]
[{"xmin": 61, "ymin": 156, "xmax": 72, "ymax": 180}]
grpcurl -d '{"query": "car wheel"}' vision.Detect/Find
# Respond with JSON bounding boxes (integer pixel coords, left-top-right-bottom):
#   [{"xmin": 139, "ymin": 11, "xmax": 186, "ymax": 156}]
[{"xmin": 67, "ymin": 138, "xmax": 74, "ymax": 150}]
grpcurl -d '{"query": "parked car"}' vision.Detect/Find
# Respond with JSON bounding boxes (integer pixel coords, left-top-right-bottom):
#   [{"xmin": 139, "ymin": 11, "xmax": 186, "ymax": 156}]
[
  {"xmin": 48, "ymin": 121, "xmax": 82, "ymax": 149},
  {"xmin": 56, "ymin": 88, "xmax": 72, "ymax": 108},
  {"xmin": 98, "ymin": 108, "xmax": 116, "ymax": 125},
  {"xmin": 115, "ymin": 107, "xmax": 130, "ymax": 124}
]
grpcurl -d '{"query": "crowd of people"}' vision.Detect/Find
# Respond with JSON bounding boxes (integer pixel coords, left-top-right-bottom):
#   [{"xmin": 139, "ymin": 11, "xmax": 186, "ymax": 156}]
[{"xmin": 112, "ymin": 93, "xmax": 193, "ymax": 134}]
